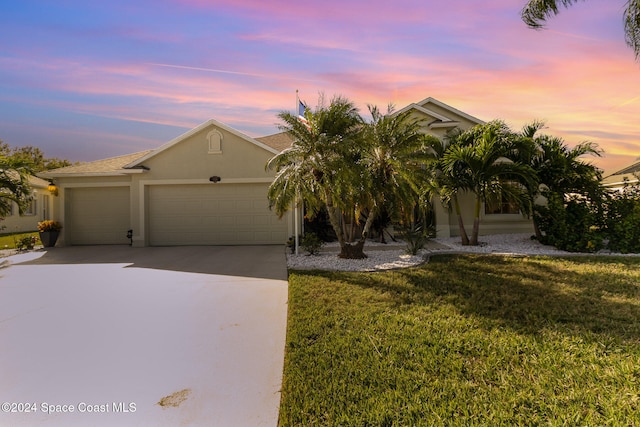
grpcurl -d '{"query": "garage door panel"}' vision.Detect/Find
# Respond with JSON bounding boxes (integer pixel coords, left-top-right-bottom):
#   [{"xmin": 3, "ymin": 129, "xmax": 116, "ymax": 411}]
[
  {"xmin": 67, "ymin": 187, "xmax": 130, "ymax": 245},
  {"xmin": 148, "ymin": 184, "xmax": 288, "ymax": 246}
]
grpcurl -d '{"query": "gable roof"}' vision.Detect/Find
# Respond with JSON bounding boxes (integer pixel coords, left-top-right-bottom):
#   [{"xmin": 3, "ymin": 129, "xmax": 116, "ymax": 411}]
[
  {"xmin": 125, "ymin": 119, "xmax": 280, "ymax": 168},
  {"xmin": 396, "ymin": 97, "xmax": 484, "ymax": 129},
  {"xmin": 255, "ymin": 132, "xmax": 293, "ymax": 152},
  {"xmin": 39, "ymin": 151, "xmax": 153, "ymax": 178}
]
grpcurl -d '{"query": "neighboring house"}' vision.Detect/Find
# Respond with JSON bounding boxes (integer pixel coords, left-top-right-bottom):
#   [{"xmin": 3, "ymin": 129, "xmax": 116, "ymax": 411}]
[
  {"xmin": 40, "ymin": 120, "xmax": 291, "ymax": 247},
  {"xmin": 0, "ymin": 176, "xmax": 53, "ymax": 234},
  {"xmin": 400, "ymin": 97, "xmax": 535, "ymax": 238},
  {"xmin": 602, "ymin": 160, "xmax": 640, "ymax": 189},
  {"xmin": 40, "ymin": 97, "xmax": 534, "ymax": 247}
]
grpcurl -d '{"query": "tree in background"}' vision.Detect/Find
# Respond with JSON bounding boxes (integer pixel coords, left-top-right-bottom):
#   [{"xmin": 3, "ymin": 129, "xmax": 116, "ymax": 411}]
[
  {"xmin": 0, "ymin": 141, "xmax": 74, "ymax": 172},
  {"xmin": 522, "ymin": 0, "xmax": 640, "ymax": 59},
  {"xmin": 0, "ymin": 155, "xmax": 33, "ymax": 217}
]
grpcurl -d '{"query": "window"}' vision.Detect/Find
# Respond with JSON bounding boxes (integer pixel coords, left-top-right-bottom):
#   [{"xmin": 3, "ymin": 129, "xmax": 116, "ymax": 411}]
[
  {"xmin": 485, "ymin": 195, "xmax": 520, "ymax": 215},
  {"xmin": 24, "ymin": 198, "xmax": 36, "ymax": 216}
]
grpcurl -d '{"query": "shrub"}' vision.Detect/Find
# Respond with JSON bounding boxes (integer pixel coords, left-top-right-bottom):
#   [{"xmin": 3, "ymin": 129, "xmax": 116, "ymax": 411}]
[
  {"xmin": 301, "ymin": 232, "xmax": 323, "ymax": 256},
  {"xmin": 534, "ymin": 193, "xmax": 604, "ymax": 252},
  {"xmin": 604, "ymin": 180, "xmax": 640, "ymax": 253},
  {"xmin": 403, "ymin": 224, "xmax": 429, "ymax": 255},
  {"xmin": 15, "ymin": 235, "xmax": 38, "ymax": 251}
]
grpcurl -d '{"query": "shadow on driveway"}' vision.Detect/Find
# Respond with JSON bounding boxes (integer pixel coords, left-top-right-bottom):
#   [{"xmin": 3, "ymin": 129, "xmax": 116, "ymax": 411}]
[{"xmin": 12, "ymin": 245, "xmax": 288, "ymax": 281}]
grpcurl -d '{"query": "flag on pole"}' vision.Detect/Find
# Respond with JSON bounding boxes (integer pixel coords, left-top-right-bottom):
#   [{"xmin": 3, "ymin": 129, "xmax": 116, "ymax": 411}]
[{"xmin": 297, "ymin": 97, "xmax": 311, "ymax": 130}]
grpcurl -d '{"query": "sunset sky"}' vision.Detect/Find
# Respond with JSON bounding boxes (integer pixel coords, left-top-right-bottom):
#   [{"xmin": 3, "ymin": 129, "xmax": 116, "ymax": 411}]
[{"xmin": 1, "ymin": 0, "xmax": 638, "ymax": 173}]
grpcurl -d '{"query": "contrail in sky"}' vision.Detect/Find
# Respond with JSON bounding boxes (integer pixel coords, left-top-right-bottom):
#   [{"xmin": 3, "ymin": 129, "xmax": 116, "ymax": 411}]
[
  {"xmin": 147, "ymin": 62, "xmax": 319, "ymax": 82},
  {"xmin": 148, "ymin": 62, "xmax": 269, "ymax": 78}
]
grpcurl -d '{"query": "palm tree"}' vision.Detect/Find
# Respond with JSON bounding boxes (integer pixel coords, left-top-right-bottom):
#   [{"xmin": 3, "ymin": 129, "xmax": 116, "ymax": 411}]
[
  {"xmin": 522, "ymin": 0, "xmax": 640, "ymax": 58},
  {"xmin": 513, "ymin": 121, "xmax": 603, "ymax": 239},
  {"xmin": 534, "ymin": 136, "xmax": 603, "ymax": 199},
  {"xmin": 361, "ymin": 105, "xmax": 435, "ymax": 243},
  {"xmin": 422, "ymin": 131, "xmax": 472, "ymax": 245},
  {"xmin": 0, "ymin": 156, "xmax": 32, "ymax": 217},
  {"xmin": 267, "ymin": 95, "xmax": 367, "ymax": 259},
  {"xmin": 443, "ymin": 121, "xmax": 536, "ymax": 245}
]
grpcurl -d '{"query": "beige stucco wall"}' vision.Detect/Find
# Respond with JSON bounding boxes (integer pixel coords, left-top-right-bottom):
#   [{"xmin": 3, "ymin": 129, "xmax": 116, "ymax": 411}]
[
  {"xmin": 127, "ymin": 123, "xmax": 286, "ymax": 246},
  {"xmin": 433, "ymin": 192, "xmax": 534, "ymax": 239},
  {"xmin": 137, "ymin": 125, "xmax": 276, "ymax": 181},
  {"xmin": 1, "ymin": 191, "xmax": 52, "ymax": 234}
]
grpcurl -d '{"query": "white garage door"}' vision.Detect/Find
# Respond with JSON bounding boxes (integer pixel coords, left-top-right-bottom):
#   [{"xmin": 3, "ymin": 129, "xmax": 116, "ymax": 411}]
[
  {"xmin": 148, "ymin": 184, "xmax": 288, "ymax": 246},
  {"xmin": 66, "ymin": 187, "xmax": 130, "ymax": 245}
]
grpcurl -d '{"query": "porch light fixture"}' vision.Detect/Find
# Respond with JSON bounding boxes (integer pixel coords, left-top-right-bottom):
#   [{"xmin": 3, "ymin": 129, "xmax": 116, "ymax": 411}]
[
  {"xmin": 209, "ymin": 175, "xmax": 221, "ymax": 183},
  {"xmin": 47, "ymin": 181, "xmax": 59, "ymax": 196}
]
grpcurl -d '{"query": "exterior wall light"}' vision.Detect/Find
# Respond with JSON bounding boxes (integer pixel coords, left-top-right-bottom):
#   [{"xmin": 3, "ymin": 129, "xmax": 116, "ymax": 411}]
[{"xmin": 47, "ymin": 182, "xmax": 59, "ymax": 196}]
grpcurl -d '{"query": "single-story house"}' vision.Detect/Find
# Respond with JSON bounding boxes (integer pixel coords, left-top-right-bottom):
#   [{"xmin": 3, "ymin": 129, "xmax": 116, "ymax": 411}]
[
  {"xmin": 400, "ymin": 97, "xmax": 534, "ymax": 238},
  {"xmin": 40, "ymin": 97, "xmax": 534, "ymax": 247},
  {"xmin": 1, "ymin": 176, "xmax": 54, "ymax": 234},
  {"xmin": 40, "ymin": 120, "xmax": 292, "ymax": 247}
]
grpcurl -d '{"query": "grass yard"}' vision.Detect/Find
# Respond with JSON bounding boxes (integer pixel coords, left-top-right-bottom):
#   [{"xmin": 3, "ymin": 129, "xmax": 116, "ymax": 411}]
[
  {"xmin": 0, "ymin": 231, "xmax": 39, "ymax": 250},
  {"xmin": 279, "ymin": 255, "xmax": 640, "ymax": 426}
]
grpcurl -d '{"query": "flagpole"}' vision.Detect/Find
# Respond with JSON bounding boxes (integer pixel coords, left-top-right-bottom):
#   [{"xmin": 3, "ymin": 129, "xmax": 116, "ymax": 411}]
[{"xmin": 294, "ymin": 90, "xmax": 300, "ymax": 256}]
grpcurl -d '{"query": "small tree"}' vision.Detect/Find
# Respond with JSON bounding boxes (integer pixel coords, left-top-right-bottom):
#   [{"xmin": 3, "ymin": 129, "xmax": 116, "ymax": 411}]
[{"xmin": 0, "ymin": 156, "xmax": 33, "ymax": 217}]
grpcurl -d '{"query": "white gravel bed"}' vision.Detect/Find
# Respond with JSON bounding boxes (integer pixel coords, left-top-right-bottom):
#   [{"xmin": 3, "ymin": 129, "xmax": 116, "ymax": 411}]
[{"xmin": 287, "ymin": 233, "xmax": 640, "ymax": 272}]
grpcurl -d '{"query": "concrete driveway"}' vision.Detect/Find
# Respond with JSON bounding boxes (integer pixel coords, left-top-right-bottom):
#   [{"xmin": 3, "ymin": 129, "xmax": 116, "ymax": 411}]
[{"xmin": 0, "ymin": 246, "xmax": 289, "ymax": 427}]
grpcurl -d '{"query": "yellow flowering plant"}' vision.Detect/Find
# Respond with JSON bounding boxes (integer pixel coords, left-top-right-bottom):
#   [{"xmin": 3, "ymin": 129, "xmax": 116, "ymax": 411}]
[{"xmin": 37, "ymin": 220, "xmax": 62, "ymax": 232}]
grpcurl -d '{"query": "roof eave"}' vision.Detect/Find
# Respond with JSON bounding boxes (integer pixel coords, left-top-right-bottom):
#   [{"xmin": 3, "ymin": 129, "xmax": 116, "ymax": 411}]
[{"xmin": 39, "ymin": 170, "xmax": 142, "ymax": 178}]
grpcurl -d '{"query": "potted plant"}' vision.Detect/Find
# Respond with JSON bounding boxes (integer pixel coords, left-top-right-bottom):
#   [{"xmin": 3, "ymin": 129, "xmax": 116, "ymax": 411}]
[{"xmin": 37, "ymin": 220, "xmax": 62, "ymax": 247}]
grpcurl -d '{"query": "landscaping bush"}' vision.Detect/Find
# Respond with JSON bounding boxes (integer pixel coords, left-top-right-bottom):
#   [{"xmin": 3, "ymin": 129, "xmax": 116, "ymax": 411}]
[
  {"xmin": 301, "ymin": 232, "xmax": 323, "ymax": 255},
  {"xmin": 534, "ymin": 193, "xmax": 604, "ymax": 252},
  {"xmin": 604, "ymin": 180, "xmax": 640, "ymax": 253},
  {"xmin": 15, "ymin": 235, "xmax": 38, "ymax": 251},
  {"xmin": 403, "ymin": 224, "xmax": 429, "ymax": 255}
]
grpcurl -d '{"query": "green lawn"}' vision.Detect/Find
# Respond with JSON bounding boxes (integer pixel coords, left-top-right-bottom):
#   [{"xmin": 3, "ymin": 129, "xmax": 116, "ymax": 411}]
[
  {"xmin": 0, "ymin": 231, "xmax": 39, "ymax": 250},
  {"xmin": 279, "ymin": 255, "xmax": 640, "ymax": 426}
]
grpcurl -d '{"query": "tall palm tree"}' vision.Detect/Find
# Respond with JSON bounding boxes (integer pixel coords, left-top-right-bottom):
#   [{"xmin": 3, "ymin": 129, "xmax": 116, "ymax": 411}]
[
  {"xmin": 522, "ymin": 0, "xmax": 640, "ymax": 58},
  {"xmin": 362, "ymin": 105, "xmax": 432, "ymax": 228},
  {"xmin": 267, "ymin": 95, "xmax": 366, "ymax": 258},
  {"xmin": 443, "ymin": 121, "xmax": 537, "ymax": 245},
  {"xmin": 422, "ymin": 130, "xmax": 471, "ymax": 245},
  {"xmin": 0, "ymin": 156, "xmax": 32, "ymax": 217}
]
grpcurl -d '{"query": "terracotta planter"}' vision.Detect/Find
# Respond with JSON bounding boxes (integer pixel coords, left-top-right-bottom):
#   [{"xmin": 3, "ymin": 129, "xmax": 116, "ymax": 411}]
[{"xmin": 39, "ymin": 231, "xmax": 60, "ymax": 248}]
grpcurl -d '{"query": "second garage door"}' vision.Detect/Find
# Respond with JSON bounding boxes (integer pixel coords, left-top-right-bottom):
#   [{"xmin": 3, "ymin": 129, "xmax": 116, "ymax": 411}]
[{"xmin": 148, "ymin": 184, "xmax": 288, "ymax": 246}]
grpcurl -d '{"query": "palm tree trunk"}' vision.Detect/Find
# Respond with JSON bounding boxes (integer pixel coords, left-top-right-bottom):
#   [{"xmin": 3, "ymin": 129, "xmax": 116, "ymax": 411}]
[
  {"xmin": 470, "ymin": 196, "xmax": 481, "ymax": 246},
  {"xmin": 338, "ymin": 240, "xmax": 366, "ymax": 259},
  {"xmin": 454, "ymin": 195, "xmax": 470, "ymax": 245},
  {"xmin": 325, "ymin": 191, "xmax": 346, "ymax": 247},
  {"xmin": 337, "ymin": 206, "xmax": 377, "ymax": 259},
  {"xmin": 532, "ymin": 213, "xmax": 543, "ymax": 240}
]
